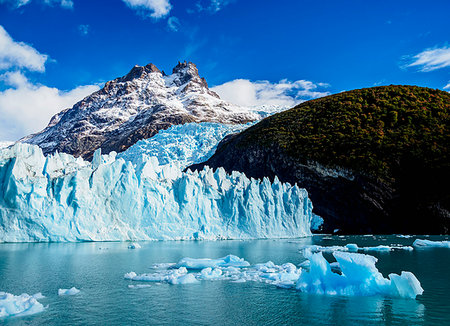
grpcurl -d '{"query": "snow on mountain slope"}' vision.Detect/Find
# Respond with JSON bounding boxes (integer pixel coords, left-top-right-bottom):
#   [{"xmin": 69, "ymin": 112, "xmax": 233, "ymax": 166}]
[
  {"xmin": 0, "ymin": 143, "xmax": 313, "ymax": 242},
  {"xmin": 22, "ymin": 62, "xmax": 260, "ymax": 159},
  {"xmin": 117, "ymin": 122, "xmax": 250, "ymax": 169}
]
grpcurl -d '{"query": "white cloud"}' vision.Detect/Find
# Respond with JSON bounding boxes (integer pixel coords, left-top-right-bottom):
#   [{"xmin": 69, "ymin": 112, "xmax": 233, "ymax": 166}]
[
  {"xmin": 78, "ymin": 24, "xmax": 89, "ymax": 35},
  {"xmin": 444, "ymin": 82, "xmax": 450, "ymax": 91},
  {"xmin": 0, "ymin": 71, "xmax": 99, "ymax": 141},
  {"xmin": 192, "ymin": 0, "xmax": 234, "ymax": 13},
  {"xmin": 0, "ymin": 25, "xmax": 48, "ymax": 72},
  {"xmin": 407, "ymin": 46, "xmax": 450, "ymax": 72},
  {"xmin": 1, "ymin": 0, "xmax": 73, "ymax": 8},
  {"xmin": 167, "ymin": 16, "xmax": 180, "ymax": 31},
  {"xmin": 122, "ymin": 0, "xmax": 171, "ymax": 18},
  {"xmin": 212, "ymin": 79, "xmax": 330, "ymax": 107}
]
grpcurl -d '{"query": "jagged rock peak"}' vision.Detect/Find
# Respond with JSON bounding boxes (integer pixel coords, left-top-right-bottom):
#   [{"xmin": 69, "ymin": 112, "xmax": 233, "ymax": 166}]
[{"xmin": 120, "ymin": 63, "xmax": 161, "ymax": 82}]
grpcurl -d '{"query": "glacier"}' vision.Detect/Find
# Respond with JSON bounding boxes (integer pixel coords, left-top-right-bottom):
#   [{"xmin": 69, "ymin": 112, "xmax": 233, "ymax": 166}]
[
  {"xmin": 117, "ymin": 122, "xmax": 250, "ymax": 169},
  {"xmin": 124, "ymin": 253, "xmax": 423, "ymax": 299},
  {"xmin": 0, "ymin": 143, "xmax": 313, "ymax": 242}
]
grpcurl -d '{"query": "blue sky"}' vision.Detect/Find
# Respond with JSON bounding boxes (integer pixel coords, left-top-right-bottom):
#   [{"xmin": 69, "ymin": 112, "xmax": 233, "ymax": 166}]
[{"xmin": 0, "ymin": 0, "xmax": 449, "ymax": 140}]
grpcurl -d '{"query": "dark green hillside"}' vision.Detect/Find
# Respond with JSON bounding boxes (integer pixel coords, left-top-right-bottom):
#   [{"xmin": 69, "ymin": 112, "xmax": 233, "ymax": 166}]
[
  {"xmin": 237, "ymin": 85, "xmax": 449, "ymax": 182},
  {"xmin": 191, "ymin": 85, "xmax": 450, "ymax": 234}
]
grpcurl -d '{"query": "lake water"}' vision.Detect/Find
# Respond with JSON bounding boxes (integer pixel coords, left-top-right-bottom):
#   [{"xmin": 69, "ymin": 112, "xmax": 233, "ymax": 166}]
[{"xmin": 1, "ymin": 235, "xmax": 449, "ymax": 325}]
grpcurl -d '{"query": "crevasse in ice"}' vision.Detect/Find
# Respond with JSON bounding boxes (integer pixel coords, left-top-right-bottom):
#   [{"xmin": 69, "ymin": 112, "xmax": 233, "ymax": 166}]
[{"xmin": 0, "ymin": 143, "xmax": 313, "ymax": 242}]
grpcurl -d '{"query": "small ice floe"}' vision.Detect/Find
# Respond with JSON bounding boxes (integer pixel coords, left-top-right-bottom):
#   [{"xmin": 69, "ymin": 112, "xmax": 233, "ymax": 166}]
[
  {"xmin": 124, "ymin": 253, "xmax": 423, "ymax": 299},
  {"xmin": 413, "ymin": 239, "xmax": 450, "ymax": 248},
  {"xmin": 124, "ymin": 268, "xmax": 199, "ymax": 285},
  {"xmin": 0, "ymin": 292, "xmax": 45, "ymax": 318},
  {"xmin": 58, "ymin": 287, "xmax": 80, "ymax": 296},
  {"xmin": 128, "ymin": 243, "xmax": 141, "ymax": 249},
  {"xmin": 174, "ymin": 254, "xmax": 250, "ymax": 269},
  {"xmin": 396, "ymin": 235, "xmax": 413, "ymax": 238}
]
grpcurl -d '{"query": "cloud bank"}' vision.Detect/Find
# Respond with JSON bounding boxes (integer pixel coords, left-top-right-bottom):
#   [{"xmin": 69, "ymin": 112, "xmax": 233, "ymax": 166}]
[
  {"xmin": 0, "ymin": 72, "xmax": 99, "ymax": 141},
  {"xmin": 0, "ymin": 26, "xmax": 48, "ymax": 72},
  {"xmin": 212, "ymin": 79, "xmax": 330, "ymax": 107},
  {"xmin": 407, "ymin": 46, "xmax": 450, "ymax": 72},
  {"xmin": 0, "ymin": 25, "xmax": 99, "ymax": 141}
]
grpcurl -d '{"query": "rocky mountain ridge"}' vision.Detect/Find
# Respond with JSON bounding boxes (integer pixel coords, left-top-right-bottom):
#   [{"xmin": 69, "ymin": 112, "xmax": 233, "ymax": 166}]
[{"xmin": 22, "ymin": 61, "xmax": 259, "ymax": 159}]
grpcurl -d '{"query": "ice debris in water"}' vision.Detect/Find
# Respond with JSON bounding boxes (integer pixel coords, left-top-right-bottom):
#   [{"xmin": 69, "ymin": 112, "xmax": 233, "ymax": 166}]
[
  {"xmin": 58, "ymin": 287, "xmax": 80, "ymax": 296},
  {"xmin": 297, "ymin": 251, "xmax": 423, "ymax": 299},
  {"xmin": 0, "ymin": 143, "xmax": 313, "ymax": 242},
  {"xmin": 0, "ymin": 292, "xmax": 45, "ymax": 318},
  {"xmin": 300, "ymin": 244, "xmax": 414, "ymax": 253},
  {"xmin": 124, "ymin": 253, "xmax": 423, "ymax": 299},
  {"xmin": 128, "ymin": 243, "xmax": 141, "ymax": 249},
  {"xmin": 413, "ymin": 239, "xmax": 450, "ymax": 248},
  {"xmin": 174, "ymin": 255, "xmax": 250, "ymax": 269}
]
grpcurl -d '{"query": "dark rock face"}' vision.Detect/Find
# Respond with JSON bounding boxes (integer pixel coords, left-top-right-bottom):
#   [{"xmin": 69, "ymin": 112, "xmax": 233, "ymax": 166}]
[
  {"xmin": 190, "ymin": 86, "xmax": 450, "ymax": 235},
  {"xmin": 191, "ymin": 139, "xmax": 449, "ymax": 235},
  {"xmin": 21, "ymin": 61, "xmax": 258, "ymax": 159}
]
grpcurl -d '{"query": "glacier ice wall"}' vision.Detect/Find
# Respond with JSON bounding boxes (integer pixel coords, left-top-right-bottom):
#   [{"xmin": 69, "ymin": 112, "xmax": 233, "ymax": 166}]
[
  {"xmin": 0, "ymin": 143, "xmax": 313, "ymax": 242},
  {"xmin": 117, "ymin": 122, "xmax": 250, "ymax": 169}
]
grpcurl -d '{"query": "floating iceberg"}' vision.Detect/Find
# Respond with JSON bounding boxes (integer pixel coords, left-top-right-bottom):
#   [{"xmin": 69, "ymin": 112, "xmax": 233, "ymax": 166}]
[
  {"xmin": 125, "ymin": 253, "xmax": 423, "ymax": 299},
  {"xmin": 0, "ymin": 292, "xmax": 45, "ymax": 318},
  {"xmin": 297, "ymin": 251, "xmax": 423, "ymax": 299},
  {"xmin": 174, "ymin": 255, "xmax": 250, "ymax": 269},
  {"xmin": 0, "ymin": 143, "xmax": 313, "ymax": 242},
  {"xmin": 58, "ymin": 287, "xmax": 80, "ymax": 296},
  {"xmin": 117, "ymin": 122, "xmax": 250, "ymax": 169},
  {"xmin": 124, "ymin": 267, "xmax": 199, "ymax": 284},
  {"xmin": 128, "ymin": 243, "xmax": 141, "ymax": 249},
  {"xmin": 413, "ymin": 239, "xmax": 450, "ymax": 248}
]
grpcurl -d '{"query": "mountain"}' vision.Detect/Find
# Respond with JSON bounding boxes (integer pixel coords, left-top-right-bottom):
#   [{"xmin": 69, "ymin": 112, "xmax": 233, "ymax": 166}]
[
  {"xmin": 22, "ymin": 61, "xmax": 259, "ymax": 159},
  {"xmin": 190, "ymin": 85, "xmax": 450, "ymax": 234}
]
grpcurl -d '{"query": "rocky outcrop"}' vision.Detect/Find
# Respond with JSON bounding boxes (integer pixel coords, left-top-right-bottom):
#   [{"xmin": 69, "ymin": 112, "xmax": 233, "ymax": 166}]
[
  {"xmin": 22, "ymin": 61, "xmax": 259, "ymax": 159},
  {"xmin": 190, "ymin": 86, "xmax": 450, "ymax": 234}
]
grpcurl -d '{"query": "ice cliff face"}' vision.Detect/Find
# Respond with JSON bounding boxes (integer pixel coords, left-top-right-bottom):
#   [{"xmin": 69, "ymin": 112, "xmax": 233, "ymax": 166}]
[
  {"xmin": 0, "ymin": 143, "xmax": 313, "ymax": 242},
  {"xmin": 22, "ymin": 62, "xmax": 260, "ymax": 159}
]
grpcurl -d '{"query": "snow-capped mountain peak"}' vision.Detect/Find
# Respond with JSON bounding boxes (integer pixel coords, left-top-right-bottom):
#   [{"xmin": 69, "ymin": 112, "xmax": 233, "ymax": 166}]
[{"xmin": 22, "ymin": 61, "xmax": 259, "ymax": 159}]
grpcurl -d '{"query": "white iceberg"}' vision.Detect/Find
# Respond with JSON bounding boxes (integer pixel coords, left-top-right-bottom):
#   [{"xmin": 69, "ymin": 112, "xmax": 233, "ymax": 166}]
[
  {"xmin": 296, "ymin": 251, "xmax": 423, "ymax": 299},
  {"xmin": 413, "ymin": 239, "xmax": 450, "ymax": 248},
  {"xmin": 125, "ymin": 253, "xmax": 423, "ymax": 299},
  {"xmin": 0, "ymin": 292, "xmax": 45, "ymax": 318},
  {"xmin": 124, "ymin": 267, "xmax": 199, "ymax": 285},
  {"xmin": 58, "ymin": 287, "xmax": 80, "ymax": 296},
  {"xmin": 174, "ymin": 255, "xmax": 250, "ymax": 269},
  {"xmin": 0, "ymin": 143, "xmax": 313, "ymax": 242}
]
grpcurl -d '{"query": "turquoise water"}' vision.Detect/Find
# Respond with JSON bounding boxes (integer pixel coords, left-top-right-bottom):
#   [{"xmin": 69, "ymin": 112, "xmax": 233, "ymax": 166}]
[{"xmin": 1, "ymin": 235, "xmax": 449, "ymax": 325}]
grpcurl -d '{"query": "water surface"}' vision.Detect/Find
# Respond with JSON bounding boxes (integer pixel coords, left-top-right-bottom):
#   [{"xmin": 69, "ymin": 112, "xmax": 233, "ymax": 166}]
[{"xmin": 1, "ymin": 235, "xmax": 449, "ymax": 325}]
